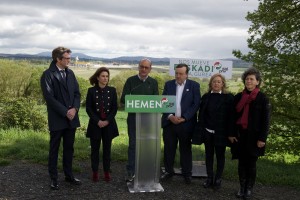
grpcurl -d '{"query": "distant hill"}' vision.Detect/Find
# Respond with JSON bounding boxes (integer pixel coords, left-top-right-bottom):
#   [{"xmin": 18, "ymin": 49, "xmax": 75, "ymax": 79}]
[
  {"xmin": 101, "ymin": 56, "xmax": 169, "ymax": 65},
  {"xmin": 35, "ymin": 52, "xmax": 101, "ymax": 60},
  {"xmin": 0, "ymin": 52, "xmax": 251, "ymax": 68}
]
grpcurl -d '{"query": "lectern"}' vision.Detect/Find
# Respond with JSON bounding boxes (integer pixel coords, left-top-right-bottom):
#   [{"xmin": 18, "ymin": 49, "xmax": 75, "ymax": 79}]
[{"xmin": 125, "ymin": 95, "xmax": 176, "ymax": 193}]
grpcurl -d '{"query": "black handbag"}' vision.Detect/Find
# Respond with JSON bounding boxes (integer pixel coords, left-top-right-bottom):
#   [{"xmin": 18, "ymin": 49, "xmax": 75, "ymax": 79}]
[{"xmin": 191, "ymin": 123, "xmax": 205, "ymax": 145}]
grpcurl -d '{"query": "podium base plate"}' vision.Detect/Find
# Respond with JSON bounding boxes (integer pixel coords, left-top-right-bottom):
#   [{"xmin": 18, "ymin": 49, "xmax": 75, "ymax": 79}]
[{"xmin": 127, "ymin": 181, "xmax": 164, "ymax": 193}]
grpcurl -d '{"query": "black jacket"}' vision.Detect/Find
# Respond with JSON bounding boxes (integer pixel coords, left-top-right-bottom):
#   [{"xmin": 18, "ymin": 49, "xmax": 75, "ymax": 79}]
[
  {"xmin": 197, "ymin": 92, "xmax": 234, "ymax": 147},
  {"xmin": 40, "ymin": 61, "xmax": 81, "ymax": 131},
  {"xmin": 230, "ymin": 91, "xmax": 271, "ymax": 157},
  {"xmin": 86, "ymin": 85, "xmax": 119, "ymax": 140}
]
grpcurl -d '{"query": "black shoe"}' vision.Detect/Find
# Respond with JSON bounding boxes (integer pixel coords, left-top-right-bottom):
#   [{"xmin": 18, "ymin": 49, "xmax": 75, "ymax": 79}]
[
  {"xmin": 50, "ymin": 179, "xmax": 59, "ymax": 190},
  {"xmin": 160, "ymin": 172, "xmax": 174, "ymax": 181},
  {"xmin": 65, "ymin": 177, "xmax": 82, "ymax": 185},
  {"xmin": 203, "ymin": 178, "xmax": 213, "ymax": 188},
  {"xmin": 214, "ymin": 178, "xmax": 222, "ymax": 190},
  {"xmin": 244, "ymin": 187, "xmax": 253, "ymax": 199},
  {"xmin": 184, "ymin": 176, "xmax": 192, "ymax": 184},
  {"xmin": 125, "ymin": 172, "xmax": 135, "ymax": 182}
]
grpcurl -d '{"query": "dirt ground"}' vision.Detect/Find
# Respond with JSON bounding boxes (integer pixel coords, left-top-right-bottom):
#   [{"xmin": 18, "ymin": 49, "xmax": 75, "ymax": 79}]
[{"xmin": 0, "ymin": 160, "xmax": 299, "ymax": 200}]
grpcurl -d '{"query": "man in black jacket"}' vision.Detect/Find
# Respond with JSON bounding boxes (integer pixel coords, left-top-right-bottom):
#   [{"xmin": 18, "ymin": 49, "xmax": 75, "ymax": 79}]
[{"xmin": 40, "ymin": 46, "xmax": 81, "ymax": 190}]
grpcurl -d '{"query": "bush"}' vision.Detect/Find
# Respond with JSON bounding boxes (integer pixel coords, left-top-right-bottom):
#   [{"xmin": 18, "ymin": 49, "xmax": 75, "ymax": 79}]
[
  {"xmin": 76, "ymin": 76, "xmax": 90, "ymax": 106},
  {"xmin": 0, "ymin": 97, "xmax": 47, "ymax": 131},
  {"xmin": 0, "ymin": 59, "xmax": 44, "ymax": 101}
]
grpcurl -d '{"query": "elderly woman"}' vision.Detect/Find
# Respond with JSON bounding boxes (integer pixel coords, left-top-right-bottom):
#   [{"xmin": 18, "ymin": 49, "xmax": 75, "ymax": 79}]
[
  {"xmin": 86, "ymin": 67, "xmax": 119, "ymax": 182},
  {"xmin": 229, "ymin": 67, "xmax": 271, "ymax": 199},
  {"xmin": 197, "ymin": 73, "xmax": 234, "ymax": 189}
]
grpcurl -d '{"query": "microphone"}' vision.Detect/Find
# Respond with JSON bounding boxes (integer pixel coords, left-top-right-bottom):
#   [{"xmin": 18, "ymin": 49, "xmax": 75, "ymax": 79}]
[{"xmin": 129, "ymin": 81, "xmax": 145, "ymax": 95}]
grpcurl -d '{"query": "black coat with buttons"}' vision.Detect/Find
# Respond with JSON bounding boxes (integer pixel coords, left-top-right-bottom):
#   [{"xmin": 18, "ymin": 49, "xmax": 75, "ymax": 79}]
[{"xmin": 86, "ymin": 85, "xmax": 119, "ymax": 140}]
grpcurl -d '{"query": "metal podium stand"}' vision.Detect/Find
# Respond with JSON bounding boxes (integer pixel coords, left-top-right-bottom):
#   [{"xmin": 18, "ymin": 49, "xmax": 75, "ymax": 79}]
[{"xmin": 127, "ymin": 113, "xmax": 164, "ymax": 193}]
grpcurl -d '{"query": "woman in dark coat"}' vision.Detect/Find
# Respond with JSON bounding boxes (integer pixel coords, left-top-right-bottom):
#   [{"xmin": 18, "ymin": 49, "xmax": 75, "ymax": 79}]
[
  {"xmin": 229, "ymin": 67, "xmax": 271, "ymax": 199},
  {"xmin": 198, "ymin": 73, "xmax": 234, "ymax": 189},
  {"xmin": 86, "ymin": 67, "xmax": 119, "ymax": 182}
]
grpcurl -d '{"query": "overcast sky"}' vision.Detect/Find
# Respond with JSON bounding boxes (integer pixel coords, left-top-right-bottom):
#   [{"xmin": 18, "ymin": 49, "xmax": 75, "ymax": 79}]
[{"xmin": 0, "ymin": 0, "xmax": 259, "ymax": 59}]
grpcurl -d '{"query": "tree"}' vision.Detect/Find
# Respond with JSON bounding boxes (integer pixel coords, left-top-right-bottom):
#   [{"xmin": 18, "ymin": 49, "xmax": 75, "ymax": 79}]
[{"xmin": 233, "ymin": 0, "xmax": 300, "ymax": 156}]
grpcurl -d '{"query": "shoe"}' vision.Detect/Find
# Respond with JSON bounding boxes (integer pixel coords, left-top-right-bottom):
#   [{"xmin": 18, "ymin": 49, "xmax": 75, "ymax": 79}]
[
  {"xmin": 214, "ymin": 178, "xmax": 222, "ymax": 190},
  {"xmin": 236, "ymin": 188, "xmax": 245, "ymax": 198},
  {"xmin": 92, "ymin": 172, "xmax": 99, "ymax": 182},
  {"xmin": 184, "ymin": 176, "xmax": 192, "ymax": 184},
  {"xmin": 50, "ymin": 179, "xmax": 59, "ymax": 190},
  {"xmin": 65, "ymin": 176, "xmax": 82, "ymax": 185},
  {"xmin": 125, "ymin": 172, "xmax": 135, "ymax": 182},
  {"xmin": 160, "ymin": 172, "xmax": 174, "ymax": 181},
  {"xmin": 244, "ymin": 187, "xmax": 253, "ymax": 199},
  {"xmin": 104, "ymin": 172, "xmax": 111, "ymax": 182},
  {"xmin": 203, "ymin": 178, "xmax": 213, "ymax": 188}
]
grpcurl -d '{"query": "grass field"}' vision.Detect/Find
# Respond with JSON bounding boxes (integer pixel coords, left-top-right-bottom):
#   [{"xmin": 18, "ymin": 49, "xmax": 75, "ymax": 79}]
[
  {"xmin": 1, "ymin": 109, "xmax": 300, "ymax": 188},
  {"xmin": 72, "ymin": 67, "xmax": 123, "ymax": 80}
]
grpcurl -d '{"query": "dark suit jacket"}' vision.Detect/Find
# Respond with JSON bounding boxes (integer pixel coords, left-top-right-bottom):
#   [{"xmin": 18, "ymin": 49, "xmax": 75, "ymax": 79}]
[
  {"xmin": 230, "ymin": 91, "xmax": 271, "ymax": 157},
  {"xmin": 40, "ymin": 61, "xmax": 81, "ymax": 131},
  {"xmin": 86, "ymin": 85, "xmax": 119, "ymax": 140},
  {"xmin": 161, "ymin": 79, "xmax": 201, "ymax": 133},
  {"xmin": 197, "ymin": 92, "xmax": 234, "ymax": 147}
]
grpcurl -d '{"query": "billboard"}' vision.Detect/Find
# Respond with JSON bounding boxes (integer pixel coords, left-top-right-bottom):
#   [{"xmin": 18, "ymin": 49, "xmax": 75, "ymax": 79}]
[{"xmin": 170, "ymin": 58, "xmax": 232, "ymax": 79}]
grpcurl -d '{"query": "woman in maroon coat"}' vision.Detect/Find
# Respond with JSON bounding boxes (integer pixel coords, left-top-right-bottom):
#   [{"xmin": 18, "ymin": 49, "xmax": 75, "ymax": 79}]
[
  {"xmin": 229, "ymin": 67, "xmax": 271, "ymax": 199},
  {"xmin": 86, "ymin": 67, "xmax": 119, "ymax": 182}
]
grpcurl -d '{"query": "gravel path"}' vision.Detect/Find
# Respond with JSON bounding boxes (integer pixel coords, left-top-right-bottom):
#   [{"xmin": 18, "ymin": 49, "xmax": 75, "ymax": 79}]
[{"xmin": 0, "ymin": 160, "xmax": 299, "ymax": 200}]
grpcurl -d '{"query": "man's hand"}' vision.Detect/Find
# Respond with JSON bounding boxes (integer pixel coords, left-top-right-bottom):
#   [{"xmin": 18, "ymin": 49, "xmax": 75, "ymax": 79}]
[
  {"xmin": 66, "ymin": 108, "xmax": 77, "ymax": 121},
  {"xmin": 169, "ymin": 115, "xmax": 185, "ymax": 125}
]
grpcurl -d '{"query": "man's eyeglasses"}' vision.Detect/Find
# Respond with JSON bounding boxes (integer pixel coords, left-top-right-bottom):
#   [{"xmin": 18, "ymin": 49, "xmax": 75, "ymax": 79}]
[
  {"xmin": 62, "ymin": 57, "xmax": 71, "ymax": 60},
  {"xmin": 139, "ymin": 65, "xmax": 151, "ymax": 70}
]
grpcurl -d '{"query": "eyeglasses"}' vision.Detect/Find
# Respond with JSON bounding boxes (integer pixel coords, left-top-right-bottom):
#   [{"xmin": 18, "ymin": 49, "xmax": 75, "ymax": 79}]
[
  {"xmin": 139, "ymin": 65, "xmax": 151, "ymax": 70},
  {"xmin": 62, "ymin": 57, "xmax": 71, "ymax": 60}
]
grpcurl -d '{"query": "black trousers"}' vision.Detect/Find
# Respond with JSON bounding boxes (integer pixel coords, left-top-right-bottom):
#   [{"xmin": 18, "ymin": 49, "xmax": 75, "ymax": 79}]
[
  {"xmin": 90, "ymin": 127, "xmax": 112, "ymax": 173},
  {"xmin": 126, "ymin": 114, "xmax": 136, "ymax": 174},
  {"xmin": 48, "ymin": 128, "xmax": 76, "ymax": 180},
  {"xmin": 204, "ymin": 130, "xmax": 226, "ymax": 179},
  {"xmin": 238, "ymin": 155, "xmax": 258, "ymax": 187},
  {"xmin": 163, "ymin": 123, "xmax": 192, "ymax": 177}
]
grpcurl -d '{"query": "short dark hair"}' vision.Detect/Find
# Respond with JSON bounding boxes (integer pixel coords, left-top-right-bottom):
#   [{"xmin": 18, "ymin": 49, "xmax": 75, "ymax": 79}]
[
  {"xmin": 52, "ymin": 46, "xmax": 72, "ymax": 61},
  {"xmin": 176, "ymin": 63, "xmax": 189, "ymax": 74},
  {"xmin": 89, "ymin": 67, "xmax": 110, "ymax": 86},
  {"xmin": 242, "ymin": 67, "xmax": 262, "ymax": 88}
]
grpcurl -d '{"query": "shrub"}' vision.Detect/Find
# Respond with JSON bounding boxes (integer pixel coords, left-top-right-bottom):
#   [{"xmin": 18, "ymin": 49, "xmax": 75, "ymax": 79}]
[
  {"xmin": 0, "ymin": 97, "xmax": 47, "ymax": 131},
  {"xmin": 76, "ymin": 76, "xmax": 90, "ymax": 106}
]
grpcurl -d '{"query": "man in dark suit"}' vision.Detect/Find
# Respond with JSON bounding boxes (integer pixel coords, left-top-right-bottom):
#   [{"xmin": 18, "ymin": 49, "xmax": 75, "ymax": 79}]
[
  {"xmin": 161, "ymin": 63, "xmax": 201, "ymax": 184},
  {"xmin": 40, "ymin": 46, "xmax": 81, "ymax": 190}
]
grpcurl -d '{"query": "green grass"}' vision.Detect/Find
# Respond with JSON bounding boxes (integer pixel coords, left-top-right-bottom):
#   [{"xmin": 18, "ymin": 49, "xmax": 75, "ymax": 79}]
[
  {"xmin": 73, "ymin": 68, "xmax": 122, "ymax": 80},
  {"xmin": 1, "ymin": 110, "xmax": 300, "ymax": 188}
]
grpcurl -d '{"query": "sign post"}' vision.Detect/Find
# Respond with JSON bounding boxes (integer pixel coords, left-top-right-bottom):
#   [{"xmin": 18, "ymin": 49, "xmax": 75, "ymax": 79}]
[{"xmin": 125, "ymin": 95, "xmax": 176, "ymax": 193}]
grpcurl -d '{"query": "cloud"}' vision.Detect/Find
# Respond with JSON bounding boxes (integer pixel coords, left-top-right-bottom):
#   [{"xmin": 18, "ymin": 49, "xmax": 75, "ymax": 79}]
[{"xmin": 0, "ymin": 0, "xmax": 259, "ymax": 59}]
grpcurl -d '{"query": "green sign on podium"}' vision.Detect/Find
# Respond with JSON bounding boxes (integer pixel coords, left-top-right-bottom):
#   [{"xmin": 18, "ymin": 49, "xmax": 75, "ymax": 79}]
[{"xmin": 125, "ymin": 95, "xmax": 176, "ymax": 113}]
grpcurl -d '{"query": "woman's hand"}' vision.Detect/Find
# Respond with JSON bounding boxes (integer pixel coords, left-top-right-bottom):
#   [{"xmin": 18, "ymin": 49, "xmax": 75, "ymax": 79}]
[
  {"xmin": 257, "ymin": 140, "xmax": 266, "ymax": 148},
  {"xmin": 98, "ymin": 120, "xmax": 109, "ymax": 128},
  {"xmin": 228, "ymin": 137, "xmax": 238, "ymax": 143}
]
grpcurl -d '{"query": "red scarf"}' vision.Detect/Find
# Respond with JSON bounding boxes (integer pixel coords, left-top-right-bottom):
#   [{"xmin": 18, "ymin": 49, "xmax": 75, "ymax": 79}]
[{"xmin": 236, "ymin": 87, "xmax": 260, "ymax": 129}]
